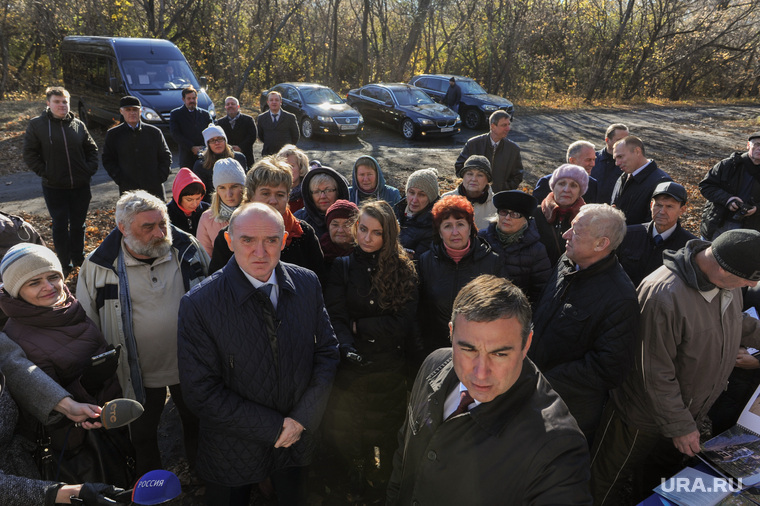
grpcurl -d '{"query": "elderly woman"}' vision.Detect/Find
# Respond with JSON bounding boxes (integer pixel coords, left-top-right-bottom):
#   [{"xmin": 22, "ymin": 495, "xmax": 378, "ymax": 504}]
[
  {"xmin": 209, "ymin": 156, "xmax": 324, "ymax": 276},
  {"xmin": 534, "ymin": 163, "xmax": 589, "ymax": 265},
  {"xmin": 196, "ymin": 158, "xmax": 246, "ymax": 256},
  {"xmin": 0, "ymin": 244, "xmax": 124, "ymax": 484},
  {"xmin": 442, "ymin": 155, "xmax": 496, "ymax": 231},
  {"xmin": 294, "ymin": 166, "xmax": 350, "ymax": 237},
  {"xmin": 394, "ymin": 168, "xmax": 440, "ymax": 259},
  {"xmin": 276, "ymin": 144, "xmax": 309, "ymax": 213},
  {"xmin": 348, "ymin": 156, "xmax": 401, "ymax": 207},
  {"xmin": 192, "ymin": 125, "xmax": 248, "ymax": 202},
  {"xmin": 478, "ymin": 190, "xmax": 552, "ymax": 306},
  {"xmin": 320, "ymin": 200, "xmax": 358, "ymax": 271},
  {"xmin": 324, "ymin": 200, "xmax": 419, "ymax": 497},
  {"xmin": 417, "ymin": 195, "xmax": 501, "ymax": 354}
]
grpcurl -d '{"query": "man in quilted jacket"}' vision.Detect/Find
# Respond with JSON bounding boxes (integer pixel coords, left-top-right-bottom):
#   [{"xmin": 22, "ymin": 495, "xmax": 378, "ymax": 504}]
[{"xmin": 177, "ymin": 202, "xmax": 339, "ymax": 506}]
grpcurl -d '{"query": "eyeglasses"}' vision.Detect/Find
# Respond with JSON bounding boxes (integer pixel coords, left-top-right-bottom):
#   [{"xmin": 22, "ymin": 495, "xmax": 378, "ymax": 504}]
[
  {"xmin": 208, "ymin": 137, "xmax": 226, "ymax": 144},
  {"xmin": 497, "ymin": 210, "xmax": 523, "ymax": 219},
  {"xmin": 311, "ymin": 188, "xmax": 337, "ymax": 196}
]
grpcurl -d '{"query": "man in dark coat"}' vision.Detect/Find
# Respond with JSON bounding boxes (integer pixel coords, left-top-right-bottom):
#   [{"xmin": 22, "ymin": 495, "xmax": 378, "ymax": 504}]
[
  {"xmin": 610, "ymin": 135, "xmax": 672, "ymax": 225},
  {"xmin": 178, "ymin": 203, "xmax": 339, "ymax": 506},
  {"xmin": 444, "ymin": 77, "xmax": 462, "ymax": 113},
  {"xmin": 22, "ymin": 86, "xmax": 98, "ymax": 273},
  {"xmin": 699, "ymin": 131, "xmax": 760, "ymax": 240},
  {"xmin": 618, "ymin": 181, "xmax": 696, "ymax": 286},
  {"xmin": 216, "ymin": 96, "xmax": 257, "ymax": 167},
  {"xmin": 530, "ymin": 204, "xmax": 639, "ymax": 444},
  {"xmin": 387, "ymin": 274, "xmax": 591, "ymax": 505},
  {"xmin": 454, "ymin": 110, "xmax": 523, "ymax": 192},
  {"xmin": 169, "ymin": 86, "xmax": 213, "ymax": 168},
  {"xmin": 102, "ymin": 96, "xmax": 172, "ymax": 200},
  {"xmin": 591, "ymin": 123, "xmax": 629, "ymax": 204},
  {"xmin": 257, "ymin": 91, "xmax": 299, "ymax": 156}
]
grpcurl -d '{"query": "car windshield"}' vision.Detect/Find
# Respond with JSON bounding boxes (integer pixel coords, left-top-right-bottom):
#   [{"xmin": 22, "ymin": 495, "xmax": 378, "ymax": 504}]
[
  {"xmin": 121, "ymin": 59, "xmax": 200, "ymax": 91},
  {"xmin": 302, "ymin": 87, "xmax": 344, "ymax": 105},
  {"xmin": 393, "ymin": 88, "xmax": 434, "ymax": 106},
  {"xmin": 458, "ymin": 80, "xmax": 488, "ymax": 95}
]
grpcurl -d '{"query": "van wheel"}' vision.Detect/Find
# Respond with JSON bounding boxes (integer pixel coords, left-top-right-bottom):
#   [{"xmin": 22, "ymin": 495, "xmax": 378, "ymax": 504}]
[{"xmin": 78, "ymin": 104, "xmax": 89, "ymax": 127}]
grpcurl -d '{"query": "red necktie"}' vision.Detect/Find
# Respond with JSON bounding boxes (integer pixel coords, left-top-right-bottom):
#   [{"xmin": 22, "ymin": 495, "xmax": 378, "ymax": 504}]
[{"xmin": 446, "ymin": 390, "xmax": 474, "ymax": 421}]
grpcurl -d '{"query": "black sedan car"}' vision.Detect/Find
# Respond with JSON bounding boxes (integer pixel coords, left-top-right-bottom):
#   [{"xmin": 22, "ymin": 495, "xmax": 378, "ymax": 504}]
[
  {"xmin": 346, "ymin": 83, "xmax": 461, "ymax": 140},
  {"xmin": 259, "ymin": 82, "xmax": 364, "ymax": 139},
  {"xmin": 409, "ymin": 74, "xmax": 514, "ymax": 129}
]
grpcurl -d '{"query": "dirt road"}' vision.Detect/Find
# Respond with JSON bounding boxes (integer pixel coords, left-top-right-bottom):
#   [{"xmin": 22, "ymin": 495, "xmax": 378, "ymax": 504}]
[{"xmin": 2, "ymin": 105, "xmax": 758, "ymax": 216}]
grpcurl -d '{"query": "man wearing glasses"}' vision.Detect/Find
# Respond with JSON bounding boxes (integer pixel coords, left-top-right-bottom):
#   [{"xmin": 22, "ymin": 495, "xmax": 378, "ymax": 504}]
[{"xmin": 102, "ymin": 96, "xmax": 172, "ymax": 200}]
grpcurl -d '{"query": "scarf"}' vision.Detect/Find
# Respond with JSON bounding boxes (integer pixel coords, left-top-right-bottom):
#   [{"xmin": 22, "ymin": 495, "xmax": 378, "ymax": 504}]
[
  {"xmin": 541, "ymin": 192, "xmax": 585, "ymax": 225},
  {"xmin": 216, "ymin": 201, "xmax": 237, "ymax": 223},
  {"xmin": 457, "ymin": 184, "xmax": 489, "ymax": 205},
  {"xmin": 496, "ymin": 222, "xmax": 528, "ymax": 246},
  {"xmin": 319, "ymin": 232, "xmax": 354, "ymax": 262},
  {"xmin": 444, "ymin": 239, "xmax": 471, "ymax": 264},
  {"xmin": 283, "ymin": 208, "xmax": 304, "ymax": 246},
  {"xmin": 290, "ymin": 183, "xmax": 303, "ymax": 203}
]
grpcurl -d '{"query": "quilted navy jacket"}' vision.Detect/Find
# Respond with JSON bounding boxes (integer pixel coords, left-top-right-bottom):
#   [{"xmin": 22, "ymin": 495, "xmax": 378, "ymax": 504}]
[{"xmin": 177, "ymin": 257, "xmax": 339, "ymax": 486}]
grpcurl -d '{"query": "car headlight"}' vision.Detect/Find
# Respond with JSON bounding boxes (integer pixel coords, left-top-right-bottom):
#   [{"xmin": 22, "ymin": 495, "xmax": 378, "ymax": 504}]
[
  {"xmin": 418, "ymin": 118, "xmax": 434, "ymax": 126},
  {"xmin": 456, "ymin": 115, "xmax": 462, "ymax": 123},
  {"xmin": 358, "ymin": 115, "xmax": 364, "ymax": 123},
  {"xmin": 208, "ymin": 105, "xmax": 216, "ymax": 119},
  {"xmin": 482, "ymin": 104, "xmax": 498, "ymax": 111},
  {"xmin": 317, "ymin": 115, "xmax": 334, "ymax": 123},
  {"xmin": 142, "ymin": 107, "xmax": 161, "ymax": 122}
]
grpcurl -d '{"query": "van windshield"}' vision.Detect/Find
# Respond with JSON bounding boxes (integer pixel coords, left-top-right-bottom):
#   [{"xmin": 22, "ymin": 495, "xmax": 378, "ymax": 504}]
[{"xmin": 121, "ymin": 59, "xmax": 199, "ymax": 90}]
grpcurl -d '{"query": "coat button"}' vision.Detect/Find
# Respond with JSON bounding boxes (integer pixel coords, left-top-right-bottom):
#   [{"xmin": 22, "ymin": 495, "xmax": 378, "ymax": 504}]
[
  {"xmin": 427, "ymin": 450, "xmax": 436, "ymax": 461},
  {"xmin": 369, "ymin": 300, "xmax": 374, "ymax": 304},
  {"xmin": 152, "ymin": 277, "xmax": 158, "ymax": 282}
]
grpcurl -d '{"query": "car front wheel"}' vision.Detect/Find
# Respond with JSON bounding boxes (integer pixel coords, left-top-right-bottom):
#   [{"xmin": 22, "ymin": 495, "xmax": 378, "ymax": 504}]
[
  {"xmin": 401, "ymin": 119, "xmax": 416, "ymax": 140},
  {"xmin": 301, "ymin": 117, "xmax": 314, "ymax": 139},
  {"xmin": 463, "ymin": 108, "xmax": 482, "ymax": 129}
]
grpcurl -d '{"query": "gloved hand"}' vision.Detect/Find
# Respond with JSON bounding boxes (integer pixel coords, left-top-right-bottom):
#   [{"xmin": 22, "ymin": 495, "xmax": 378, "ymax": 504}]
[
  {"xmin": 77, "ymin": 482, "xmax": 130, "ymax": 505},
  {"xmin": 340, "ymin": 345, "xmax": 371, "ymax": 367},
  {"xmin": 81, "ymin": 347, "xmax": 120, "ymax": 394}
]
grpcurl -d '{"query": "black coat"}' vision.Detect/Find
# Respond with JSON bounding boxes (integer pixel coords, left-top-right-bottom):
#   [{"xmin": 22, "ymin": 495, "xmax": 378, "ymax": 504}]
[
  {"xmin": 618, "ymin": 220, "xmax": 696, "ymax": 287},
  {"xmin": 533, "ymin": 205, "xmax": 574, "ymax": 267},
  {"xmin": 293, "ymin": 167, "xmax": 351, "ymax": 238},
  {"xmin": 529, "ymin": 254, "xmax": 639, "ymax": 440},
  {"xmin": 394, "ymin": 198, "xmax": 437, "ymax": 260},
  {"xmin": 177, "ymin": 258, "xmax": 339, "ymax": 485},
  {"xmin": 166, "ymin": 200, "xmax": 209, "ymax": 237},
  {"xmin": 169, "ymin": 106, "xmax": 213, "ymax": 168},
  {"xmin": 478, "ymin": 220, "xmax": 552, "ymax": 306},
  {"xmin": 699, "ymin": 152, "xmax": 760, "ymax": 239},
  {"xmin": 256, "ymin": 110, "xmax": 299, "ymax": 156},
  {"xmin": 610, "ymin": 160, "xmax": 672, "ymax": 225},
  {"xmin": 590, "ymin": 148, "xmax": 618, "ymax": 204},
  {"xmin": 417, "ymin": 238, "xmax": 501, "ymax": 354},
  {"xmin": 102, "ymin": 121, "xmax": 172, "ymax": 200},
  {"xmin": 208, "ymin": 220, "xmax": 324, "ymax": 280},
  {"xmin": 387, "ymin": 349, "xmax": 592, "ymax": 506},
  {"xmin": 191, "ymin": 152, "xmax": 248, "ymax": 198},
  {"xmin": 454, "ymin": 133, "xmax": 523, "ymax": 192},
  {"xmin": 216, "ymin": 113, "xmax": 257, "ymax": 167}
]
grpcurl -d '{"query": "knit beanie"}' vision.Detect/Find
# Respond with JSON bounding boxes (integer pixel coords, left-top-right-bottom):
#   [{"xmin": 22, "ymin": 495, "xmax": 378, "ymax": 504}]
[
  {"xmin": 202, "ymin": 125, "xmax": 227, "ymax": 147},
  {"xmin": 549, "ymin": 163, "xmax": 589, "ymax": 196},
  {"xmin": 213, "ymin": 158, "xmax": 246, "ymax": 189},
  {"xmin": 711, "ymin": 229, "xmax": 760, "ymax": 282},
  {"xmin": 325, "ymin": 200, "xmax": 359, "ymax": 228},
  {"xmin": 0, "ymin": 243, "xmax": 63, "ymax": 298},
  {"xmin": 458, "ymin": 155, "xmax": 492, "ymax": 181},
  {"xmin": 406, "ymin": 168, "xmax": 440, "ymax": 201}
]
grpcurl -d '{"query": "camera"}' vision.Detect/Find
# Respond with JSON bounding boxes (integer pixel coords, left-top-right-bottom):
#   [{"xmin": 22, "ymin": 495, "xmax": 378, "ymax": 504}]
[{"xmin": 732, "ymin": 198, "xmax": 755, "ymax": 221}]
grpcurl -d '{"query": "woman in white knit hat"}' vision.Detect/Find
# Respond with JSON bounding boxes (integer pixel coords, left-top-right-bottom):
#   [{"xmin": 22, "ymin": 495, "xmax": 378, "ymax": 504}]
[
  {"xmin": 394, "ymin": 167, "xmax": 440, "ymax": 260},
  {"xmin": 196, "ymin": 158, "xmax": 247, "ymax": 256},
  {"xmin": 192, "ymin": 125, "xmax": 248, "ymax": 202}
]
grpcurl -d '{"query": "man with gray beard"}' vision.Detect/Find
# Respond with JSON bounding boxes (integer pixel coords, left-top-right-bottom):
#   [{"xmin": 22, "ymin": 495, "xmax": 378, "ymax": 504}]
[{"xmin": 77, "ymin": 190, "xmax": 210, "ymax": 476}]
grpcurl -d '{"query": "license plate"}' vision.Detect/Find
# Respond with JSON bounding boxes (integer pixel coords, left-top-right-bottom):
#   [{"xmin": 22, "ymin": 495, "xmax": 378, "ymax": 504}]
[
  {"xmin": 440, "ymin": 127, "xmax": 453, "ymax": 132},
  {"xmin": 340, "ymin": 124, "xmax": 356, "ymax": 131}
]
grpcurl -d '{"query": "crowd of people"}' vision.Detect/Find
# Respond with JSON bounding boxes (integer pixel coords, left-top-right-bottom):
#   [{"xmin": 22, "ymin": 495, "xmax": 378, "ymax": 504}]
[{"xmin": 4, "ymin": 85, "xmax": 760, "ymax": 505}]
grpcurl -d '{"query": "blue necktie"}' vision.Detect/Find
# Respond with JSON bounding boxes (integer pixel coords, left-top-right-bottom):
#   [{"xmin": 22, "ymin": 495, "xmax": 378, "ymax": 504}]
[{"xmin": 654, "ymin": 234, "xmax": 664, "ymax": 246}]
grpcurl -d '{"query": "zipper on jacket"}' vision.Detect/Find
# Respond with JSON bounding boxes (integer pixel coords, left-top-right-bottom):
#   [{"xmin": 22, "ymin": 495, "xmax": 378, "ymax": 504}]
[
  {"xmin": 229, "ymin": 354, "xmax": 234, "ymax": 369},
  {"xmin": 60, "ymin": 122, "xmax": 74, "ymax": 188}
]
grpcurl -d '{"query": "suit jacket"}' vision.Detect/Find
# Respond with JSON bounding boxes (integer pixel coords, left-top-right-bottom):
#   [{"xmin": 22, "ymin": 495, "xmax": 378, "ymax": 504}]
[
  {"xmin": 610, "ymin": 160, "xmax": 672, "ymax": 225},
  {"xmin": 170, "ymin": 106, "xmax": 213, "ymax": 168},
  {"xmin": 217, "ymin": 113, "xmax": 257, "ymax": 167},
  {"xmin": 256, "ymin": 110, "xmax": 299, "ymax": 156}
]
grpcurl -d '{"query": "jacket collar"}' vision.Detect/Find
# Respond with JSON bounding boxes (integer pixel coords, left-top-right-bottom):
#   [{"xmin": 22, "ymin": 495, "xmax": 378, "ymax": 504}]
[
  {"xmin": 559, "ymin": 252, "xmax": 618, "ymax": 280},
  {"xmin": 89, "ymin": 224, "xmax": 196, "ymax": 271},
  {"xmin": 222, "ymin": 257, "xmax": 297, "ymax": 303}
]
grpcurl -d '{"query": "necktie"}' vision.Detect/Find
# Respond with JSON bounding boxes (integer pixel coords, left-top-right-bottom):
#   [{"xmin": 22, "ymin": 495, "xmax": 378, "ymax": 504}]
[
  {"xmin": 273, "ymin": 113, "xmax": 279, "ymax": 125},
  {"xmin": 446, "ymin": 389, "xmax": 474, "ymax": 421},
  {"xmin": 654, "ymin": 234, "xmax": 664, "ymax": 246},
  {"xmin": 230, "ymin": 118, "xmax": 236, "ymax": 130},
  {"xmin": 259, "ymin": 283, "xmax": 273, "ymax": 297}
]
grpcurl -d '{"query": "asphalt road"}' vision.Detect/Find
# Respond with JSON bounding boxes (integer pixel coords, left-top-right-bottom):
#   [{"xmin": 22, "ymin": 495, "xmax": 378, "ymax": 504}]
[{"xmin": 2, "ymin": 105, "xmax": 758, "ymax": 216}]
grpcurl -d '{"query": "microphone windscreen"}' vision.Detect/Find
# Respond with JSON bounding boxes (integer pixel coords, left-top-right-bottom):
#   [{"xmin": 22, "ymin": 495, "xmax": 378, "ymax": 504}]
[
  {"xmin": 100, "ymin": 398, "xmax": 144, "ymax": 429},
  {"xmin": 132, "ymin": 469, "xmax": 182, "ymax": 505}
]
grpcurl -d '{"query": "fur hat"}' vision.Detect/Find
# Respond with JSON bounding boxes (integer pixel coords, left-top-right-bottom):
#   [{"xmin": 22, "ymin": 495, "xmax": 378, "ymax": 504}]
[
  {"xmin": 212, "ymin": 158, "xmax": 246, "ymax": 189},
  {"xmin": 549, "ymin": 164, "xmax": 589, "ymax": 196},
  {"xmin": 202, "ymin": 125, "xmax": 227, "ymax": 147},
  {"xmin": 406, "ymin": 168, "xmax": 440, "ymax": 201},
  {"xmin": 0, "ymin": 243, "xmax": 63, "ymax": 298},
  {"xmin": 711, "ymin": 229, "xmax": 760, "ymax": 282}
]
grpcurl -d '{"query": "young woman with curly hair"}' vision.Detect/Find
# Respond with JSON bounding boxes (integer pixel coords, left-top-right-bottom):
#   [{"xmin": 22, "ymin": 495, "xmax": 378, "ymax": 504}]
[{"xmin": 324, "ymin": 200, "xmax": 421, "ymax": 501}]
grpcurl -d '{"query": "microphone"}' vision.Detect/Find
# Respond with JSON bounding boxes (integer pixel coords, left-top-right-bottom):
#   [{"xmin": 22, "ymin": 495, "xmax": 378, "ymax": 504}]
[
  {"xmin": 131, "ymin": 469, "xmax": 182, "ymax": 505},
  {"xmin": 75, "ymin": 398, "xmax": 144, "ymax": 429}
]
